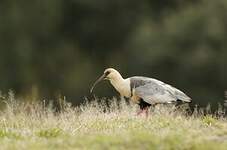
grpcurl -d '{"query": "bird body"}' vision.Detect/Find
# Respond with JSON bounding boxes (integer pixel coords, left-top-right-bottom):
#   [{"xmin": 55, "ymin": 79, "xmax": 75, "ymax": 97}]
[
  {"xmin": 130, "ymin": 76, "xmax": 191, "ymax": 104},
  {"xmin": 90, "ymin": 68, "xmax": 191, "ymax": 114}
]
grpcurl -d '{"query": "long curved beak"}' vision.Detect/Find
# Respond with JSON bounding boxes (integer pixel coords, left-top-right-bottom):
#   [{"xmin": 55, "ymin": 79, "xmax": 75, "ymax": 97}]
[{"xmin": 90, "ymin": 74, "xmax": 106, "ymax": 93}]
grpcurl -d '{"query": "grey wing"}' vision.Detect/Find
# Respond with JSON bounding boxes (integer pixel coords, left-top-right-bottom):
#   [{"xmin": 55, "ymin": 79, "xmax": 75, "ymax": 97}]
[{"xmin": 134, "ymin": 79, "xmax": 191, "ymax": 105}]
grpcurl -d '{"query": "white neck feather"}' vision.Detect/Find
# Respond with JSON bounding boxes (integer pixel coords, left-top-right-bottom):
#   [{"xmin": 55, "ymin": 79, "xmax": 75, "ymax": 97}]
[{"xmin": 110, "ymin": 76, "xmax": 130, "ymax": 97}]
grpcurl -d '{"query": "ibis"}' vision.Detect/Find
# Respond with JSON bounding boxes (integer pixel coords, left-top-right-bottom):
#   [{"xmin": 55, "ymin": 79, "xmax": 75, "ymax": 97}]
[{"xmin": 90, "ymin": 68, "xmax": 191, "ymax": 115}]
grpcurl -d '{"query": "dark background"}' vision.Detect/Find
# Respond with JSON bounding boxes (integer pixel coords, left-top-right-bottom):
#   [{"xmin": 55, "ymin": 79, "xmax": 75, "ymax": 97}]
[{"xmin": 0, "ymin": 0, "xmax": 226, "ymax": 106}]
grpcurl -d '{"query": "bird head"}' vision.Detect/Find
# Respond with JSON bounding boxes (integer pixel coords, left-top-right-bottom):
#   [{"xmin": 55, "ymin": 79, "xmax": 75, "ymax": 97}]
[
  {"xmin": 90, "ymin": 68, "xmax": 121, "ymax": 93},
  {"xmin": 103, "ymin": 68, "xmax": 122, "ymax": 80}
]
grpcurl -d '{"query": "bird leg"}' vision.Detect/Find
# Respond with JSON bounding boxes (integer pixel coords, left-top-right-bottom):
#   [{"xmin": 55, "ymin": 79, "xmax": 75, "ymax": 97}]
[
  {"xmin": 137, "ymin": 107, "xmax": 149, "ymax": 117},
  {"xmin": 137, "ymin": 99, "xmax": 151, "ymax": 117},
  {"xmin": 137, "ymin": 109, "xmax": 144, "ymax": 116},
  {"xmin": 144, "ymin": 107, "xmax": 149, "ymax": 117}
]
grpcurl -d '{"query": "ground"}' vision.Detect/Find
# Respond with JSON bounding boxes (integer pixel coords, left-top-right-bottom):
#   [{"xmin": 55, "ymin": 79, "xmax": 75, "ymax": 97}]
[{"xmin": 0, "ymin": 93, "xmax": 227, "ymax": 150}]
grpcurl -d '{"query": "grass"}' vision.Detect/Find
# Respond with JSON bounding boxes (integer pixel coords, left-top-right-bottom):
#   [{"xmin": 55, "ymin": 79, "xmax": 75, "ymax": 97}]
[{"xmin": 0, "ymin": 92, "xmax": 227, "ymax": 150}]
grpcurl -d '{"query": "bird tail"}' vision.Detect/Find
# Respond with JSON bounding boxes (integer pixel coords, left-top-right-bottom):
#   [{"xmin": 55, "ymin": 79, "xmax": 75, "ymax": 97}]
[{"xmin": 174, "ymin": 89, "xmax": 192, "ymax": 102}]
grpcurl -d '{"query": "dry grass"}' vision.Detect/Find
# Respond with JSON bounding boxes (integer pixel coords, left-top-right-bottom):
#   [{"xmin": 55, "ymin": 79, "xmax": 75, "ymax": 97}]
[{"xmin": 0, "ymin": 92, "xmax": 227, "ymax": 150}]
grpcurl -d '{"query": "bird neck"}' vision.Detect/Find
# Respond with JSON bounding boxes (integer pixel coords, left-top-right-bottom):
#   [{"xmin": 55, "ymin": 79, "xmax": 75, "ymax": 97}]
[{"xmin": 110, "ymin": 77, "xmax": 130, "ymax": 97}]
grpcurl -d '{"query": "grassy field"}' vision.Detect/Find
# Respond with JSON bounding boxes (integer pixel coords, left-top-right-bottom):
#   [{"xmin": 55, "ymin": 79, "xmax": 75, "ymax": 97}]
[{"xmin": 0, "ymin": 92, "xmax": 227, "ymax": 150}]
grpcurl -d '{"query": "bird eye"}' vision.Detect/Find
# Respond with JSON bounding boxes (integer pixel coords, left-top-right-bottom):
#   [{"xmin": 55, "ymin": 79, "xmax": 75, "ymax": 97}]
[{"xmin": 105, "ymin": 71, "xmax": 110, "ymax": 76}]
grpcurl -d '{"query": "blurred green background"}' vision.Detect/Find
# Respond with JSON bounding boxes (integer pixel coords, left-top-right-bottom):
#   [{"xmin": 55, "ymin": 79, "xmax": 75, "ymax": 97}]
[{"xmin": 0, "ymin": 0, "xmax": 226, "ymax": 106}]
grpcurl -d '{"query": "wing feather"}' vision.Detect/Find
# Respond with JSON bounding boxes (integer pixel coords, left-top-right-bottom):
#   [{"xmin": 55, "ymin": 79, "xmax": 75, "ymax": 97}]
[{"xmin": 131, "ymin": 77, "xmax": 191, "ymax": 105}]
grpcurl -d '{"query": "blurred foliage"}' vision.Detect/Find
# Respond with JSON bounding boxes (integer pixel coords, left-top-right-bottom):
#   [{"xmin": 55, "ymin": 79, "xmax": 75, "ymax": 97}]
[{"xmin": 0, "ymin": 0, "xmax": 226, "ymax": 105}]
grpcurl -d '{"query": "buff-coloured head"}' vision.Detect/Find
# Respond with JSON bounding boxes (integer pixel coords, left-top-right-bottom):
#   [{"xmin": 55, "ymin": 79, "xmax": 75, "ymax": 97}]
[
  {"xmin": 90, "ymin": 68, "xmax": 122, "ymax": 93},
  {"xmin": 103, "ymin": 68, "xmax": 122, "ymax": 81}
]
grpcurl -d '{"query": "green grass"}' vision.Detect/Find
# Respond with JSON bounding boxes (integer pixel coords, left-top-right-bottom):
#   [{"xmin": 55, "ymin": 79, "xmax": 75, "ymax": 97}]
[{"xmin": 0, "ymin": 93, "xmax": 226, "ymax": 150}]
